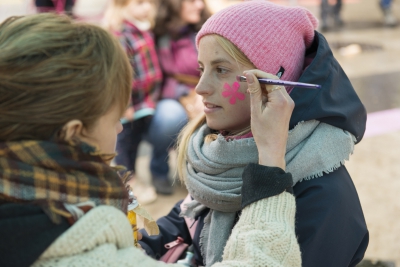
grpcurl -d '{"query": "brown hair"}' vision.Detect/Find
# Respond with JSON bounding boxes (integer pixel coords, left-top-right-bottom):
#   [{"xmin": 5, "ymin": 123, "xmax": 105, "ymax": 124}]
[
  {"xmin": 0, "ymin": 13, "xmax": 132, "ymax": 142},
  {"xmin": 153, "ymin": 0, "xmax": 211, "ymax": 39}
]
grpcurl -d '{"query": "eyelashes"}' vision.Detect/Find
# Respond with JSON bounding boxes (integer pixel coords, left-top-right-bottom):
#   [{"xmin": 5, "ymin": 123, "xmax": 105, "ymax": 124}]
[
  {"xmin": 216, "ymin": 67, "xmax": 229, "ymax": 74},
  {"xmin": 197, "ymin": 66, "xmax": 230, "ymax": 76}
]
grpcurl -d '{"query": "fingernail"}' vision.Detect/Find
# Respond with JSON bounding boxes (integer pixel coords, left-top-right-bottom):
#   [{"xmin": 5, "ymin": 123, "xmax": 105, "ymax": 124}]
[{"xmin": 245, "ymin": 73, "xmax": 254, "ymax": 84}]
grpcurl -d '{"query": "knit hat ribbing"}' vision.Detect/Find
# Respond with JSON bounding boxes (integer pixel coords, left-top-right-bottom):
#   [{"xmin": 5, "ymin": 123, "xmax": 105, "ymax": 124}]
[{"xmin": 196, "ymin": 0, "xmax": 318, "ymax": 84}]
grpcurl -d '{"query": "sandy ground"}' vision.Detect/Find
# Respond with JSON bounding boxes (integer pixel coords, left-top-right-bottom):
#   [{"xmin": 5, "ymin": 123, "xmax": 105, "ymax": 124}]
[{"xmin": 346, "ymin": 132, "xmax": 400, "ymax": 265}]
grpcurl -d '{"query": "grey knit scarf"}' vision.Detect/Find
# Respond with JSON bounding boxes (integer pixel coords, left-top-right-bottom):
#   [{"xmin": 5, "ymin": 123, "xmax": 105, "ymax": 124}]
[{"xmin": 180, "ymin": 120, "xmax": 355, "ymax": 267}]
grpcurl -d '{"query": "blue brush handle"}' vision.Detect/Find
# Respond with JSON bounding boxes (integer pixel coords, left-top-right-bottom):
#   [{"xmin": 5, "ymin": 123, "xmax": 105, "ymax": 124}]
[
  {"xmin": 257, "ymin": 78, "xmax": 321, "ymax": 89},
  {"xmin": 237, "ymin": 75, "xmax": 321, "ymax": 89}
]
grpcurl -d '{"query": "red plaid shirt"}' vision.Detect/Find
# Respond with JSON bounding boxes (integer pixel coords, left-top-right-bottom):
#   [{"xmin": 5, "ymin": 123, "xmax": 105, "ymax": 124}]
[{"xmin": 114, "ymin": 21, "xmax": 162, "ymax": 111}]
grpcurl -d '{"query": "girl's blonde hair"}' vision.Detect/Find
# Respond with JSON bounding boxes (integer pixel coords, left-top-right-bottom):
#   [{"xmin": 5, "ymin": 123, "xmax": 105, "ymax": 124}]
[
  {"xmin": 103, "ymin": 0, "xmax": 156, "ymax": 32},
  {"xmin": 176, "ymin": 34, "xmax": 255, "ymax": 182},
  {"xmin": 0, "ymin": 13, "xmax": 132, "ymax": 142}
]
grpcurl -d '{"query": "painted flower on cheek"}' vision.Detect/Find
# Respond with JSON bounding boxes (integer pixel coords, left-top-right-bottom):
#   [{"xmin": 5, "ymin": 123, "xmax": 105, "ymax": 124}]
[{"xmin": 222, "ymin": 82, "xmax": 246, "ymax": 105}]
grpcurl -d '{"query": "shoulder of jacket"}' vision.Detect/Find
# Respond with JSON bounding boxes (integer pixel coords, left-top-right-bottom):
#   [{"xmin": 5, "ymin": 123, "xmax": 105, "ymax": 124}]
[{"xmin": 37, "ymin": 206, "xmax": 134, "ymax": 260}]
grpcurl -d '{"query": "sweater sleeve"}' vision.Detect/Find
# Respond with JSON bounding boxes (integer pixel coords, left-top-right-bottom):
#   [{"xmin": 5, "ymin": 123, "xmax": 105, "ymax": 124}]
[
  {"xmin": 31, "ymin": 206, "xmax": 182, "ymax": 267},
  {"xmin": 32, "ymin": 195, "xmax": 300, "ymax": 267},
  {"xmin": 213, "ymin": 193, "xmax": 301, "ymax": 267}
]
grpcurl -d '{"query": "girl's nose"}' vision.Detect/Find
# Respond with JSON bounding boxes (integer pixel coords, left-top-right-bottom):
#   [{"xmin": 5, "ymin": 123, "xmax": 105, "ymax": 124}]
[{"xmin": 195, "ymin": 76, "xmax": 211, "ymax": 96}]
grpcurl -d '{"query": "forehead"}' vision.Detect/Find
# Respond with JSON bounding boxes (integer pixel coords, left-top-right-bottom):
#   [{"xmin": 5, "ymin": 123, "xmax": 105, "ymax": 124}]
[{"xmin": 198, "ymin": 35, "xmax": 233, "ymax": 63}]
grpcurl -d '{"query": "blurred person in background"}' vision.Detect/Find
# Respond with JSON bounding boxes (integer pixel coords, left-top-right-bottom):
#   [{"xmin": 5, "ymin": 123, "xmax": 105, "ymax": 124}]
[
  {"xmin": 153, "ymin": 0, "xmax": 211, "ymax": 121},
  {"xmin": 380, "ymin": 0, "xmax": 398, "ymax": 26},
  {"xmin": 35, "ymin": 0, "xmax": 75, "ymax": 15},
  {"xmin": 320, "ymin": 0, "xmax": 343, "ymax": 31},
  {"xmin": 104, "ymin": 0, "xmax": 187, "ymax": 201}
]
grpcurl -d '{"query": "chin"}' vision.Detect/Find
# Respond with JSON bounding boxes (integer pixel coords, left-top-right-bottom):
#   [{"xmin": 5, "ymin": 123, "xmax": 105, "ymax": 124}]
[
  {"xmin": 206, "ymin": 120, "xmax": 236, "ymax": 132},
  {"xmin": 189, "ymin": 16, "xmax": 201, "ymax": 24},
  {"xmin": 206, "ymin": 118, "xmax": 250, "ymax": 133},
  {"xmin": 205, "ymin": 120, "xmax": 223, "ymax": 131}
]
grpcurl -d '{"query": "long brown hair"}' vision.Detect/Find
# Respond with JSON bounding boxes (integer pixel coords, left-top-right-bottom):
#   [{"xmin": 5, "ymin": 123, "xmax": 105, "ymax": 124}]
[
  {"xmin": 153, "ymin": 0, "xmax": 211, "ymax": 39},
  {"xmin": 0, "ymin": 13, "xmax": 132, "ymax": 142}
]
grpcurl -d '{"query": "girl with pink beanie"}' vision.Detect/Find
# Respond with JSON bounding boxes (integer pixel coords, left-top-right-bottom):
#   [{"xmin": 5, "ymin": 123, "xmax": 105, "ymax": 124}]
[{"xmin": 140, "ymin": 1, "xmax": 368, "ymax": 267}]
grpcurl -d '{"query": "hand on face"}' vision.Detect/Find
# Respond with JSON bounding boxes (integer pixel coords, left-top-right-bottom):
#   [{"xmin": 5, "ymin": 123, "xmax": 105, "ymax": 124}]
[{"xmin": 244, "ymin": 70, "xmax": 295, "ymax": 170}]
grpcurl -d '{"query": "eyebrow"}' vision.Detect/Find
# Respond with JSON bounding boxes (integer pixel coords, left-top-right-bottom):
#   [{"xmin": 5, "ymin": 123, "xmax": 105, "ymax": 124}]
[{"xmin": 198, "ymin": 58, "xmax": 233, "ymax": 65}]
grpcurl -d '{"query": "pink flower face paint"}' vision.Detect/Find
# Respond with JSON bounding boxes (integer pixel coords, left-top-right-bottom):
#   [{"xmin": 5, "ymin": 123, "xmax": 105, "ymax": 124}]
[{"xmin": 222, "ymin": 82, "xmax": 245, "ymax": 105}]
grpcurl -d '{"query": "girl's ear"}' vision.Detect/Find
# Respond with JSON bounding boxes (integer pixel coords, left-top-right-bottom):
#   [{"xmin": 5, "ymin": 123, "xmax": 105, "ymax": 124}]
[{"xmin": 59, "ymin": 120, "xmax": 84, "ymax": 142}]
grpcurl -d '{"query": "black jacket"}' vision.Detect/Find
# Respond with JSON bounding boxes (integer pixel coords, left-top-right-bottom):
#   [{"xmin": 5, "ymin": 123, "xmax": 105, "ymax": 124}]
[
  {"xmin": 140, "ymin": 31, "xmax": 369, "ymax": 267},
  {"xmin": 0, "ymin": 203, "xmax": 70, "ymax": 267}
]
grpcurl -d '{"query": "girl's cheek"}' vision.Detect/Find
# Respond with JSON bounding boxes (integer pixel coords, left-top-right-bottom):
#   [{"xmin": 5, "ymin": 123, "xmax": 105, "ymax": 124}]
[{"xmin": 221, "ymin": 82, "xmax": 246, "ymax": 105}]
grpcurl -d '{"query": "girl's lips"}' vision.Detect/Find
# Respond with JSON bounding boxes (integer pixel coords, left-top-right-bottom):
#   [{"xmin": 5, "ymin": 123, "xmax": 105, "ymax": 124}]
[{"xmin": 203, "ymin": 102, "xmax": 222, "ymax": 114}]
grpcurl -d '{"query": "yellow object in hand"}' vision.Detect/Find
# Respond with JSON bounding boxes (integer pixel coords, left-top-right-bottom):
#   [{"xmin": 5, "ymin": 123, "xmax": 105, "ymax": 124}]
[
  {"xmin": 127, "ymin": 209, "xmax": 138, "ymax": 247},
  {"xmin": 126, "ymin": 187, "xmax": 159, "ymax": 248}
]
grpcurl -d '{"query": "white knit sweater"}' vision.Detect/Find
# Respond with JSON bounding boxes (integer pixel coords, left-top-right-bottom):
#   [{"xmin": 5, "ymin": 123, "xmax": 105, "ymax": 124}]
[{"xmin": 32, "ymin": 192, "xmax": 301, "ymax": 267}]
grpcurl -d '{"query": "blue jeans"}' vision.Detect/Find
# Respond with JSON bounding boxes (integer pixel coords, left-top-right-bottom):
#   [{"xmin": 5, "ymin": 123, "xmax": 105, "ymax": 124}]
[
  {"xmin": 115, "ymin": 99, "xmax": 188, "ymax": 180},
  {"xmin": 320, "ymin": 0, "xmax": 342, "ymax": 23},
  {"xmin": 380, "ymin": 0, "xmax": 392, "ymax": 9}
]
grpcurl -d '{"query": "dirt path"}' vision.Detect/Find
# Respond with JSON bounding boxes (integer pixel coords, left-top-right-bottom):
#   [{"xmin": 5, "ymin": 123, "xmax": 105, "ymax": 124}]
[{"xmin": 346, "ymin": 132, "xmax": 400, "ymax": 265}]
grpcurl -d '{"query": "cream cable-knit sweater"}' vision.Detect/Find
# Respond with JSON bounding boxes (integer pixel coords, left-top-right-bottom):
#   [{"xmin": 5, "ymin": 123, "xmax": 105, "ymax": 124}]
[{"xmin": 32, "ymin": 192, "xmax": 301, "ymax": 267}]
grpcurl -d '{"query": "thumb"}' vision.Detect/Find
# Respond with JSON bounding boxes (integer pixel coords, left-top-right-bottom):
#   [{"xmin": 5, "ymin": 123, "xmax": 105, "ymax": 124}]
[{"xmin": 244, "ymin": 72, "xmax": 262, "ymax": 112}]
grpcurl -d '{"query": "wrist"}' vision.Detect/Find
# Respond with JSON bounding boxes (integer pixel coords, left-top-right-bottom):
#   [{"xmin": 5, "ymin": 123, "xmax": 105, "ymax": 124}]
[{"xmin": 258, "ymin": 151, "xmax": 286, "ymax": 170}]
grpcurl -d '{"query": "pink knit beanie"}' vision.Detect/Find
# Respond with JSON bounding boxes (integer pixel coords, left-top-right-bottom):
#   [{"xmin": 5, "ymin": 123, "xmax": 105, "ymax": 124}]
[{"xmin": 196, "ymin": 0, "xmax": 318, "ymax": 83}]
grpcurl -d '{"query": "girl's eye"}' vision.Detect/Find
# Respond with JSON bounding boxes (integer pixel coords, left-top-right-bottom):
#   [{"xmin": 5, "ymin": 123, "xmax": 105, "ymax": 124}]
[{"xmin": 216, "ymin": 67, "xmax": 228, "ymax": 74}]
